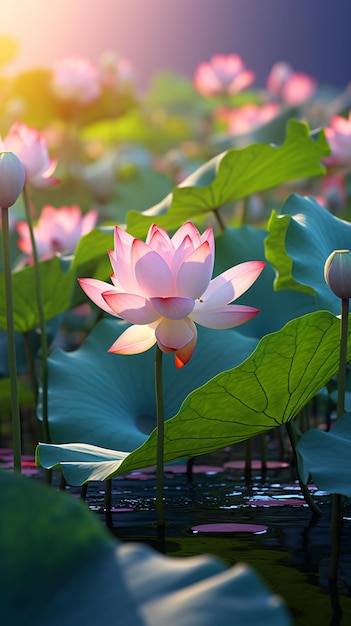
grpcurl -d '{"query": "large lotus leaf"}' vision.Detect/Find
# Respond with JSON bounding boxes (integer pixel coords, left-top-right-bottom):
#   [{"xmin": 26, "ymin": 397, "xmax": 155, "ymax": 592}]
[
  {"xmin": 37, "ymin": 310, "xmax": 351, "ymax": 483},
  {"xmin": 213, "ymin": 227, "xmax": 316, "ymax": 338},
  {"xmin": 37, "ymin": 319, "xmax": 258, "ymax": 451},
  {"xmin": 0, "ymin": 257, "xmax": 72, "ymax": 332},
  {"xmin": 296, "ymin": 413, "xmax": 351, "ymax": 496},
  {"xmin": 0, "ymin": 471, "xmax": 291, "ymax": 626},
  {"xmin": 126, "ymin": 119, "xmax": 329, "ymax": 238},
  {"xmin": 0, "ymin": 228, "xmax": 114, "ymax": 332},
  {"xmin": 265, "ymin": 193, "xmax": 351, "ymax": 314}
]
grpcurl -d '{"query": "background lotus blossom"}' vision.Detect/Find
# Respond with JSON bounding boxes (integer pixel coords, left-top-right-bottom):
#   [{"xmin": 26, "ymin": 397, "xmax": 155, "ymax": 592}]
[
  {"xmin": 323, "ymin": 111, "xmax": 351, "ymax": 168},
  {"xmin": 218, "ymin": 103, "xmax": 280, "ymax": 136},
  {"xmin": 0, "ymin": 122, "xmax": 58, "ymax": 188},
  {"xmin": 79, "ymin": 222, "xmax": 264, "ymax": 368},
  {"xmin": 194, "ymin": 54, "xmax": 255, "ymax": 97},
  {"xmin": 50, "ymin": 56, "xmax": 101, "ymax": 104},
  {"xmin": 266, "ymin": 62, "xmax": 317, "ymax": 105},
  {"xmin": 16, "ymin": 204, "xmax": 98, "ymax": 261}
]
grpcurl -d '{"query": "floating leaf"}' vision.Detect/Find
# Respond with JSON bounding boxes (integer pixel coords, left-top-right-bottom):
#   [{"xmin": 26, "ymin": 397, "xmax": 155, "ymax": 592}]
[
  {"xmin": 265, "ymin": 194, "xmax": 351, "ymax": 313},
  {"xmin": 37, "ymin": 311, "xmax": 351, "ymax": 483},
  {"xmin": 296, "ymin": 414, "xmax": 351, "ymax": 496},
  {"xmin": 126, "ymin": 120, "xmax": 329, "ymax": 238},
  {"xmin": 37, "ymin": 319, "xmax": 257, "ymax": 453},
  {"xmin": 0, "ymin": 471, "xmax": 291, "ymax": 626}
]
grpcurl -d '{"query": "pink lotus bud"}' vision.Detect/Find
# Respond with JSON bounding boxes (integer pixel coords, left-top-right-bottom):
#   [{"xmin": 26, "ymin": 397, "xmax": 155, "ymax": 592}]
[
  {"xmin": 0, "ymin": 151, "xmax": 25, "ymax": 208},
  {"xmin": 324, "ymin": 249, "xmax": 351, "ymax": 299}
]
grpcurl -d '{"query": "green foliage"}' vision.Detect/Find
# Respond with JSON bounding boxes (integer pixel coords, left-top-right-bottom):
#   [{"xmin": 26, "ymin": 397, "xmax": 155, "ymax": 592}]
[
  {"xmin": 0, "ymin": 471, "xmax": 291, "ymax": 625},
  {"xmin": 126, "ymin": 119, "xmax": 329, "ymax": 238},
  {"xmin": 0, "ymin": 228, "xmax": 114, "ymax": 332},
  {"xmin": 296, "ymin": 413, "xmax": 351, "ymax": 495},
  {"xmin": 265, "ymin": 194, "xmax": 351, "ymax": 313},
  {"xmin": 37, "ymin": 320, "xmax": 258, "ymax": 453},
  {"xmin": 37, "ymin": 311, "xmax": 349, "ymax": 484}
]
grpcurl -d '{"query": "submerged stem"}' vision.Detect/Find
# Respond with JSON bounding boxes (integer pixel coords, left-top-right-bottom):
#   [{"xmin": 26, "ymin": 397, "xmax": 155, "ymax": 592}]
[
  {"xmin": 285, "ymin": 420, "xmax": 321, "ymax": 516},
  {"xmin": 1, "ymin": 206, "xmax": 22, "ymax": 472},
  {"xmin": 22, "ymin": 185, "xmax": 50, "ymax": 443},
  {"xmin": 155, "ymin": 345, "xmax": 165, "ymax": 530},
  {"xmin": 329, "ymin": 297, "xmax": 349, "ymax": 585}
]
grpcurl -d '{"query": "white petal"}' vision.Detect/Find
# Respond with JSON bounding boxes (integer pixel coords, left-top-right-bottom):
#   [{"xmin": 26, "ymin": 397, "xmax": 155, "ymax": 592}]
[
  {"xmin": 132, "ymin": 238, "xmax": 174, "ymax": 296},
  {"xmin": 108, "ymin": 324, "xmax": 156, "ymax": 354},
  {"xmin": 174, "ymin": 324, "xmax": 198, "ymax": 368},
  {"xmin": 176, "ymin": 241, "xmax": 214, "ymax": 299},
  {"xmin": 155, "ymin": 318, "xmax": 195, "ymax": 350},
  {"xmin": 191, "ymin": 304, "xmax": 259, "ymax": 329},
  {"xmin": 199, "ymin": 261, "xmax": 265, "ymax": 308},
  {"xmin": 78, "ymin": 278, "xmax": 118, "ymax": 316},
  {"xmin": 102, "ymin": 292, "xmax": 159, "ymax": 324},
  {"xmin": 150, "ymin": 296, "xmax": 195, "ymax": 320}
]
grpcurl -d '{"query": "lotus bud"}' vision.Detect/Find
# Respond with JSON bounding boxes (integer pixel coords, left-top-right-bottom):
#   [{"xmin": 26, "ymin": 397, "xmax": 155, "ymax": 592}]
[
  {"xmin": 324, "ymin": 249, "xmax": 351, "ymax": 299},
  {"xmin": 0, "ymin": 151, "xmax": 25, "ymax": 208}
]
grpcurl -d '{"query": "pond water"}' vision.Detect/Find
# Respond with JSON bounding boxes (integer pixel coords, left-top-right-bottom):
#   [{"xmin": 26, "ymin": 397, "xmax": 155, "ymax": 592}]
[
  {"xmin": 2, "ymin": 447, "xmax": 351, "ymax": 626},
  {"xmin": 74, "ymin": 458, "xmax": 351, "ymax": 626}
]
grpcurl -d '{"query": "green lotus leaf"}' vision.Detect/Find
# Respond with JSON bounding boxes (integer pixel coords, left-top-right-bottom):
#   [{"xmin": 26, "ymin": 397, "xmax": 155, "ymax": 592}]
[
  {"xmin": 296, "ymin": 413, "xmax": 351, "ymax": 496},
  {"xmin": 37, "ymin": 311, "xmax": 351, "ymax": 483},
  {"xmin": 213, "ymin": 226, "xmax": 316, "ymax": 338},
  {"xmin": 0, "ymin": 257, "xmax": 72, "ymax": 332},
  {"xmin": 0, "ymin": 471, "xmax": 291, "ymax": 626},
  {"xmin": 0, "ymin": 228, "xmax": 113, "ymax": 332},
  {"xmin": 37, "ymin": 319, "xmax": 258, "ymax": 452},
  {"xmin": 265, "ymin": 194, "xmax": 351, "ymax": 313},
  {"xmin": 126, "ymin": 119, "xmax": 329, "ymax": 238}
]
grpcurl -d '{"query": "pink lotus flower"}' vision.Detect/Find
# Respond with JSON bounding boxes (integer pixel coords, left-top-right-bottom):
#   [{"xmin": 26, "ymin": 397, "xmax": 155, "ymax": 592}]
[
  {"xmin": 218, "ymin": 103, "xmax": 280, "ymax": 135},
  {"xmin": 266, "ymin": 62, "xmax": 317, "ymax": 105},
  {"xmin": 51, "ymin": 56, "xmax": 101, "ymax": 104},
  {"xmin": 324, "ymin": 111, "xmax": 351, "ymax": 168},
  {"xmin": 1, "ymin": 122, "xmax": 58, "ymax": 188},
  {"xmin": 79, "ymin": 222, "xmax": 264, "ymax": 368},
  {"xmin": 16, "ymin": 204, "xmax": 98, "ymax": 261},
  {"xmin": 194, "ymin": 54, "xmax": 255, "ymax": 97}
]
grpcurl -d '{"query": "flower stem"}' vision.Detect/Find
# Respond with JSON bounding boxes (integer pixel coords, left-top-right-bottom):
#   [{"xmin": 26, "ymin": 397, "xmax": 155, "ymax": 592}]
[
  {"xmin": 329, "ymin": 297, "xmax": 349, "ymax": 584},
  {"xmin": 212, "ymin": 208, "xmax": 226, "ymax": 233},
  {"xmin": 155, "ymin": 344, "xmax": 165, "ymax": 530},
  {"xmin": 1, "ymin": 206, "xmax": 22, "ymax": 472},
  {"xmin": 22, "ymin": 185, "xmax": 50, "ymax": 443},
  {"xmin": 285, "ymin": 420, "xmax": 322, "ymax": 516}
]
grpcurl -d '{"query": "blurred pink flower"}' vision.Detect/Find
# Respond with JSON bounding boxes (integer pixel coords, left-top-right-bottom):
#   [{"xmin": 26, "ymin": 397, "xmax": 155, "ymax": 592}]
[
  {"xmin": 16, "ymin": 204, "xmax": 98, "ymax": 261},
  {"xmin": 1, "ymin": 122, "xmax": 58, "ymax": 188},
  {"xmin": 194, "ymin": 54, "xmax": 255, "ymax": 97},
  {"xmin": 99, "ymin": 51, "xmax": 134, "ymax": 88},
  {"xmin": 51, "ymin": 56, "xmax": 101, "ymax": 104},
  {"xmin": 313, "ymin": 174, "xmax": 346, "ymax": 213},
  {"xmin": 266, "ymin": 62, "xmax": 317, "ymax": 105},
  {"xmin": 218, "ymin": 102, "xmax": 280, "ymax": 135},
  {"xmin": 324, "ymin": 111, "xmax": 351, "ymax": 168},
  {"xmin": 79, "ymin": 222, "xmax": 264, "ymax": 368}
]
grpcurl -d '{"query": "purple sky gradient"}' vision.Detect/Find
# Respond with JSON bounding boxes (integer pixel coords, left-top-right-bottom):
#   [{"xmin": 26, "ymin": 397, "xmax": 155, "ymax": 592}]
[{"xmin": 2, "ymin": 0, "xmax": 351, "ymax": 92}]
